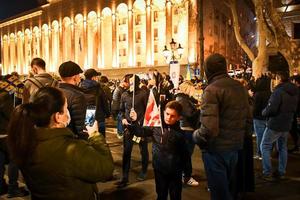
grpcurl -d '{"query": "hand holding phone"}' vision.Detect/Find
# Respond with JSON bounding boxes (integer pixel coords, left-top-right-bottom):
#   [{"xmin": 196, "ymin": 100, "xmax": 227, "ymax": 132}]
[
  {"xmin": 86, "ymin": 121, "xmax": 98, "ymax": 138},
  {"xmin": 85, "ymin": 106, "xmax": 96, "ymax": 126}
]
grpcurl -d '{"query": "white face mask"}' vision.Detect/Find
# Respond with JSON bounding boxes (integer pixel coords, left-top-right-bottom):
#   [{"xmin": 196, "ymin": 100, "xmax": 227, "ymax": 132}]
[{"xmin": 60, "ymin": 109, "xmax": 71, "ymax": 128}]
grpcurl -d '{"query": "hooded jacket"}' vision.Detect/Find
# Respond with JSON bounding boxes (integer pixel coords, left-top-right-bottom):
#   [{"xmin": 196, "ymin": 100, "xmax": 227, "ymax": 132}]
[
  {"xmin": 262, "ymin": 81, "xmax": 298, "ymax": 132},
  {"xmin": 80, "ymin": 79, "xmax": 110, "ymax": 122}
]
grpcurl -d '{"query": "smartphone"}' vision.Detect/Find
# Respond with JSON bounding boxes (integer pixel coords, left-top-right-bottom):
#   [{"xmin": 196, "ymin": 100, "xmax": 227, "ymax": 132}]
[{"xmin": 85, "ymin": 106, "xmax": 96, "ymax": 126}]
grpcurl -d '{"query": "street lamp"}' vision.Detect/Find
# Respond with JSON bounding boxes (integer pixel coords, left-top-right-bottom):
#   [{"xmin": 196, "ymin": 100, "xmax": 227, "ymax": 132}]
[{"xmin": 163, "ymin": 38, "xmax": 184, "ymax": 63}]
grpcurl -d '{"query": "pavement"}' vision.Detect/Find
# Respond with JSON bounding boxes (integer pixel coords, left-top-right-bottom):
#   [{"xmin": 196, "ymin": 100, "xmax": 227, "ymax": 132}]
[{"xmin": 1, "ymin": 118, "xmax": 300, "ymax": 200}]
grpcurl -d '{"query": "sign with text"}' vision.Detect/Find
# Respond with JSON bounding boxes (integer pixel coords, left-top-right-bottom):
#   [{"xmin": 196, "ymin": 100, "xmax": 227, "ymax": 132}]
[{"xmin": 169, "ymin": 62, "xmax": 180, "ymax": 89}]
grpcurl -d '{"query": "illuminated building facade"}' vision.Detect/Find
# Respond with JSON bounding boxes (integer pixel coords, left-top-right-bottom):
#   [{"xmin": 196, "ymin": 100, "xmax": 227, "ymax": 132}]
[{"xmin": 0, "ymin": 0, "xmax": 254, "ymax": 77}]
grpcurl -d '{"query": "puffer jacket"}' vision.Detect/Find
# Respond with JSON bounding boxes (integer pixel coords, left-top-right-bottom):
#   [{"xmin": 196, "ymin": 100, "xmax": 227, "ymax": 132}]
[
  {"xmin": 23, "ymin": 73, "xmax": 58, "ymax": 103},
  {"xmin": 80, "ymin": 79, "xmax": 110, "ymax": 122},
  {"xmin": 0, "ymin": 91, "xmax": 13, "ymax": 135},
  {"xmin": 262, "ymin": 82, "xmax": 298, "ymax": 132},
  {"xmin": 21, "ymin": 128, "xmax": 114, "ymax": 200},
  {"xmin": 131, "ymin": 122, "xmax": 188, "ymax": 174},
  {"xmin": 194, "ymin": 74, "xmax": 252, "ymax": 152},
  {"xmin": 59, "ymin": 83, "xmax": 87, "ymax": 139}
]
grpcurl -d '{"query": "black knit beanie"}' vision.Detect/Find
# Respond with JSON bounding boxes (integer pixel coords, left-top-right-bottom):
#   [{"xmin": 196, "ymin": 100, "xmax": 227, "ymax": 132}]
[{"xmin": 204, "ymin": 53, "xmax": 227, "ymax": 81}]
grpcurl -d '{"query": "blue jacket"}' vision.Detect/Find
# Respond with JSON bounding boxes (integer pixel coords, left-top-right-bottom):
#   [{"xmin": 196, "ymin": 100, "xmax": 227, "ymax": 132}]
[{"xmin": 262, "ymin": 82, "xmax": 298, "ymax": 132}]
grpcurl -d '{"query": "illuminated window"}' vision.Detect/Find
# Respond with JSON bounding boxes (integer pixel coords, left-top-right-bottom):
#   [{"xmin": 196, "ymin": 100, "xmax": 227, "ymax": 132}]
[
  {"xmin": 154, "ymin": 11, "xmax": 159, "ymax": 22},
  {"xmin": 154, "ymin": 60, "xmax": 158, "ymax": 66},
  {"xmin": 135, "ymin": 15, "xmax": 142, "ymax": 25},
  {"xmin": 135, "ymin": 31, "xmax": 141, "ymax": 42},
  {"xmin": 154, "ymin": 44, "xmax": 158, "ymax": 53},
  {"xmin": 154, "ymin": 28, "xmax": 158, "ymax": 40},
  {"xmin": 136, "ymin": 46, "xmax": 141, "ymax": 55},
  {"xmin": 137, "ymin": 61, "xmax": 142, "ymax": 67},
  {"xmin": 174, "ymin": 25, "xmax": 178, "ymax": 34}
]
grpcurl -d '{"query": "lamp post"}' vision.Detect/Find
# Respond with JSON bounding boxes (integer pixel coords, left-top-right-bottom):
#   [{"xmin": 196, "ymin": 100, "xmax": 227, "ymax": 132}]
[{"xmin": 162, "ymin": 38, "xmax": 184, "ymax": 64}]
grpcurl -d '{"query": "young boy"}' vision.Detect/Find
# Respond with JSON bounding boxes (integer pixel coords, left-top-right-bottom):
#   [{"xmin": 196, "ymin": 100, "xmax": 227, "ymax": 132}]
[{"xmin": 129, "ymin": 100, "xmax": 188, "ymax": 200}]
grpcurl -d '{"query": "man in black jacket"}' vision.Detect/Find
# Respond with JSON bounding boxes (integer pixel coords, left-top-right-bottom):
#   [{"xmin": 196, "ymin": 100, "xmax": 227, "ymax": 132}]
[
  {"xmin": 80, "ymin": 69, "xmax": 110, "ymax": 137},
  {"xmin": 193, "ymin": 54, "xmax": 251, "ymax": 200},
  {"xmin": 116, "ymin": 75, "xmax": 149, "ymax": 188},
  {"xmin": 261, "ymin": 71, "xmax": 298, "ymax": 180},
  {"xmin": 129, "ymin": 101, "xmax": 188, "ymax": 200},
  {"xmin": 58, "ymin": 61, "xmax": 87, "ymax": 139}
]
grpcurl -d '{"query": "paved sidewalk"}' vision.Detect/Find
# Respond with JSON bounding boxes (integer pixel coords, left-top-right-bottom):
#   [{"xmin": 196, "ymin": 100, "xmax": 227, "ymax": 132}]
[{"xmin": 1, "ymin": 122, "xmax": 300, "ymax": 199}]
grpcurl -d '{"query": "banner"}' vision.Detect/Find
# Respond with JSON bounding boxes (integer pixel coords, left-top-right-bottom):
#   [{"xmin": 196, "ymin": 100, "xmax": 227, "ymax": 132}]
[{"xmin": 169, "ymin": 62, "xmax": 180, "ymax": 88}]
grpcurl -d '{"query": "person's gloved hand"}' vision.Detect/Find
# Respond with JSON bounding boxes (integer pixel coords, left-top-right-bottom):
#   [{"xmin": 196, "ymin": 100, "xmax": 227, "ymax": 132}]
[{"xmin": 193, "ymin": 129, "xmax": 208, "ymax": 150}]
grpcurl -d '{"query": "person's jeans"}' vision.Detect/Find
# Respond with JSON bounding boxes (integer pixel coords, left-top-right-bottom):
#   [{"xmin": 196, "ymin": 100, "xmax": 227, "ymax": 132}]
[
  {"xmin": 154, "ymin": 170, "xmax": 182, "ymax": 200},
  {"xmin": 260, "ymin": 128, "xmax": 288, "ymax": 176},
  {"xmin": 98, "ymin": 121, "xmax": 106, "ymax": 137},
  {"xmin": 183, "ymin": 131, "xmax": 195, "ymax": 178},
  {"xmin": 122, "ymin": 132, "xmax": 149, "ymax": 181},
  {"xmin": 253, "ymin": 119, "xmax": 267, "ymax": 156},
  {"xmin": 117, "ymin": 113, "xmax": 124, "ymax": 136},
  {"xmin": 202, "ymin": 151, "xmax": 238, "ymax": 200}
]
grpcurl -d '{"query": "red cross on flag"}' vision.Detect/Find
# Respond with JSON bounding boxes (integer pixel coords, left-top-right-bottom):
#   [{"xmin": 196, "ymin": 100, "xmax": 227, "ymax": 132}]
[{"xmin": 143, "ymin": 89, "xmax": 162, "ymax": 127}]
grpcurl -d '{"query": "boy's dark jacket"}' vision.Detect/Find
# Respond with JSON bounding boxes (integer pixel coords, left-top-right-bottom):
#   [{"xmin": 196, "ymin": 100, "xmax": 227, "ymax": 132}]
[{"xmin": 129, "ymin": 121, "xmax": 188, "ymax": 174}]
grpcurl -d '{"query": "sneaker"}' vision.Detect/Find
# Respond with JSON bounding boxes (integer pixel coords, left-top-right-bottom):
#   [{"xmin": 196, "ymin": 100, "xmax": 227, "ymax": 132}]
[
  {"xmin": 261, "ymin": 174, "xmax": 275, "ymax": 182},
  {"xmin": 117, "ymin": 134, "xmax": 123, "ymax": 139},
  {"xmin": 136, "ymin": 172, "xmax": 146, "ymax": 181},
  {"xmin": 7, "ymin": 187, "xmax": 30, "ymax": 198},
  {"xmin": 186, "ymin": 177, "xmax": 199, "ymax": 187},
  {"xmin": 115, "ymin": 179, "xmax": 128, "ymax": 188}
]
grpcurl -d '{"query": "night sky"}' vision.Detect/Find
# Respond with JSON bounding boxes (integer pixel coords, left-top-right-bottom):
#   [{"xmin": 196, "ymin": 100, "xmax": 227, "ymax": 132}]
[{"xmin": 0, "ymin": 0, "xmax": 47, "ymax": 21}]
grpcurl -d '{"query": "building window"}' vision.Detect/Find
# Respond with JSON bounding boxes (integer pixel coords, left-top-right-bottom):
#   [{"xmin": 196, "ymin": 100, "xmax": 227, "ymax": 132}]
[
  {"xmin": 174, "ymin": 25, "xmax": 178, "ymax": 34},
  {"xmin": 214, "ymin": 42, "xmax": 219, "ymax": 52},
  {"xmin": 154, "ymin": 60, "xmax": 158, "ymax": 66},
  {"xmin": 209, "ymin": 45, "xmax": 213, "ymax": 53},
  {"xmin": 137, "ymin": 61, "xmax": 142, "ymax": 67},
  {"xmin": 154, "ymin": 11, "xmax": 159, "ymax": 22},
  {"xmin": 221, "ymin": 29, "xmax": 226, "ymax": 38},
  {"xmin": 214, "ymin": 9, "xmax": 219, "ymax": 20},
  {"xmin": 136, "ymin": 46, "xmax": 141, "ymax": 55},
  {"xmin": 119, "ymin": 49, "xmax": 126, "ymax": 57},
  {"xmin": 119, "ymin": 34, "xmax": 126, "ymax": 42},
  {"xmin": 135, "ymin": 31, "xmax": 141, "ymax": 42},
  {"xmin": 154, "ymin": 44, "xmax": 158, "ymax": 53},
  {"xmin": 154, "ymin": 28, "xmax": 158, "ymax": 40},
  {"xmin": 135, "ymin": 15, "xmax": 142, "ymax": 25},
  {"xmin": 294, "ymin": 23, "xmax": 300, "ymax": 39}
]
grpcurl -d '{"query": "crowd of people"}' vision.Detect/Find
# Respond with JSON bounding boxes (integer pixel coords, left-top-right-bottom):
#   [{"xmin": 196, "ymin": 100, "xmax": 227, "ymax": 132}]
[{"xmin": 0, "ymin": 53, "xmax": 299, "ymax": 200}]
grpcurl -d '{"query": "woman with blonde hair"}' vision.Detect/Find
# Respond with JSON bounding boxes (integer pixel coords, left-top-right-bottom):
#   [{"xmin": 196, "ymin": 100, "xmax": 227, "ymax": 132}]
[{"xmin": 175, "ymin": 81, "xmax": 200, "ymax": 187}]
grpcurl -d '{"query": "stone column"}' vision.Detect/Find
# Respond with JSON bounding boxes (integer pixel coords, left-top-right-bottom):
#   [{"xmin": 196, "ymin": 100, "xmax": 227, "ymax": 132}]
[
  {"xmin": 166, "ymin": 0, "xmax": 172, "ymax": 46},
  {"xmin": 146, "ymin": 0, "xmax": 153, "ymax": 66},
  {"xmin": 112, "ymin": 13, "xmax": 118, "ymax": 68},
  {"xmin": 128, "ymin": 9, "xmax": 134, "ymax": 67},
  {"xmin": 71, "ymin": 22, "xmax": 75, "ymax": 62},
  {"xmin": 48, "ymin": 28, "xmax": 52, "ymax": 71},
  {"xmin": 83, "ymin": 19, "xmax": 88, "ymax": 68},
  {"xmin": 97, "ymin": 17, "xmax": 102, "ymax": 68}
]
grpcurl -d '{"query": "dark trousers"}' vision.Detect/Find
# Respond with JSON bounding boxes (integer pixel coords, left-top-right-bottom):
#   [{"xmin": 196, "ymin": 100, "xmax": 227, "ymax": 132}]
[
  {"xmin": 98, "ymin": 121, "xmax": 106, "ymax": 137},
  {"xmin": 290, "ymin": 124, "xmax": 299, "ymax": 148},
  {"xmin": 122, "ymin": 134, "xmax": 149, "ymax": 181},
  {"xmin": 202, "ymin": 151, "xmax": 238, "ymax": 200},
  {"xmin": 0, "ymin": 151, "xmax": 19, "ymax": 192},
  {"xmin": 154, "ymin": 170, "xmax": 182, "ymax": 200},
  {"xmin": 183, "ymin": 131, "xmax": 195, "ymax": 178}
]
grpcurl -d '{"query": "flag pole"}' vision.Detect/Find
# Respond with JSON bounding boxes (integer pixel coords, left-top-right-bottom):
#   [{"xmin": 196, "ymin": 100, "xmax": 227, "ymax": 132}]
[{"xmin": 132, "ymin": 74, "xmax": 135, "ymax": 111}]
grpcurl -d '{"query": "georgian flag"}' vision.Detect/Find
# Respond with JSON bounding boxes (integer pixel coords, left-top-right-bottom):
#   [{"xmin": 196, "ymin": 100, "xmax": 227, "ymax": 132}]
[{"xmin": 143, "ymin": 89, "xmax": 161, "ymax": 127}]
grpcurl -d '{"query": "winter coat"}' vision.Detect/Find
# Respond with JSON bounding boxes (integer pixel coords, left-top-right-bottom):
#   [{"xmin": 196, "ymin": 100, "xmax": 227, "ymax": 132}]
[
  {"xmin": 253, "ymin": 77, "xmax": 272, "ymax": 120},
  {"xmin": 262, "ymin": 82, "xmax": 298, "ymax": 132},
  {"xmin": 23, "ymin": 73, "xmax": 58, "ymax": 103},
  {"xmin": 131, "ymin": 122, "xmax": 188, "ymax": 174},
  {"xmin": 194, "ymin": 74, "xmax": 252, "ymax": 152},
  {"xmin": 0, "ymin": 91, "xmax": 13, "ymax": 135},
  {"xmin": 59, "ymin": 83, "xmax": 87, "ymax": 139},
  {"xmin": 21, "ymin": 128, "xmax": 114, "ymax": 200},
  {"xmin": 175, "ymin": 93, "xmax": 200, "ymax": 130},
  {"xmin": 111, "ymin": 86, "xmax": 126, "ymax": 115},
  {"xmin": 120, "ymin": 88, "xmax": 148, "ymax": 125},
  {"xmin": 80, "ymin": 79, "xmax": 110, "ymax": 122}
]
